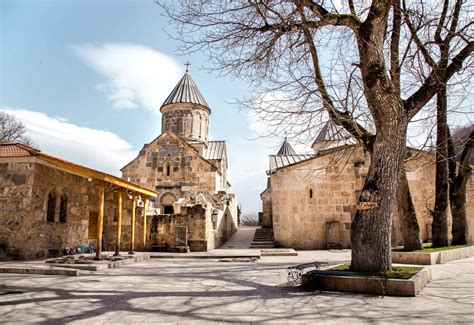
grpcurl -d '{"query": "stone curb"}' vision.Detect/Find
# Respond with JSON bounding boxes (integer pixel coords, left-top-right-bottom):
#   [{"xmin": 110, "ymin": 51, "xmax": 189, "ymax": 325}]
[
  {"xmin": 301, "ymin": 267, "xmax": 432, "ymax": 297},
  {"xmin": 392, "ymin": 246, "xmax": 474, "ymax": 265},
  {"xmin": 0, "ymin": 267, "xmax": 79, "ymax": 276},
  {"xmin": 150, "ymin": 253, "xmax": 261, "ymax": 259}
]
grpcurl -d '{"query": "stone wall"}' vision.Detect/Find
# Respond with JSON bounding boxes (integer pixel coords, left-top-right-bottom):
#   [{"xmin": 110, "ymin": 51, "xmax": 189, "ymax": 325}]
[
  {"xmin": 270, "ymin": 147, "xmax": 367, "ymax": 249},
  {"xmin": 268, "ymin": 146, "xmax": 473, "ymax": 250},
  {"xmin": 122, "ymin": 131, "xmax": 220, "ymax": 208},
  {"xmin": 0, "ymin": 158, "xmax": 97, "ymax": 259}
]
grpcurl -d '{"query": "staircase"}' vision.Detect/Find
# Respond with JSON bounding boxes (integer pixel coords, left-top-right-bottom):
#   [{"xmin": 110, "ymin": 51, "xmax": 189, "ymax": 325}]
[{"xmin": 250, "ymin": 228, "xmax": 275, "ymax": 249}]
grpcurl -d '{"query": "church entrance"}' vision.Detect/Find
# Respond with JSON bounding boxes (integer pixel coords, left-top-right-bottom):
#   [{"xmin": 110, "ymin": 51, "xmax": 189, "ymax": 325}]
[{"xmin": 161, "ymin": 193, "xmax": 177, "ymax": 215}]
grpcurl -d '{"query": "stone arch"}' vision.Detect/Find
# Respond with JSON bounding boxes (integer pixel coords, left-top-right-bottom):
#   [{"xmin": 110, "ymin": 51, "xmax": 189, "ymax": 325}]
[{"xmin": 160, "ymin": 192, "xmax": 177, "ymax": 215}]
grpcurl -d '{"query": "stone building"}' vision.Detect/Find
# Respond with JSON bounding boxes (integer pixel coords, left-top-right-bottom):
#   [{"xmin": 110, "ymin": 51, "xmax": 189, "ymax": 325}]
[
  {"xmin": 121, "ymin": 71, "xmax": 238, "ymax": 252},
  {"xmin": 260, "ymin": 121, "xmax": 474, "ymax": 249},
  {"xmin": 0, "ymin": 142, "xmax": 156, "ymax": 260}
]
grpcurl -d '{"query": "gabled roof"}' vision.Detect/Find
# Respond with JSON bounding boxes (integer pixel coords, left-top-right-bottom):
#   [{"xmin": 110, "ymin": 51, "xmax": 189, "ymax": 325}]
[
  {"xmin": 312, "ymin": 120, "xmax": 357, "ymax": 150},
  {"xmin": 0, "ymin": 142, "xmax": 157, "ymax": 197},
  {"xmin": 268, "ymin": 154, "xmax": 314, "ymax": 174},
  {"xmin": 277, "ymin": 138, "xmax": 297, "ymax": 155},
  {"xmin": 121, "ymin": 130, "xmax": 222, "ymax": 175},
  {"xmin": 160, "ymin": 72, "xmax": 209, "ymax": 109}
]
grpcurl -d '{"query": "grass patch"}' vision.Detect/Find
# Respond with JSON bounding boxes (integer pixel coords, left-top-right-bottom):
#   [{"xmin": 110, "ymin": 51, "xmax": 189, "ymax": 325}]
[
  {"xmin": 392, "ymin": 243, "xmax": 472, "ymax": 253},
  {"xmin": 418, "ymin": 244, "xmax": 471, "ymax": 253},
  {"xmin": 328, "ymin": 264, "xmax": 422, "ymax": 280}
]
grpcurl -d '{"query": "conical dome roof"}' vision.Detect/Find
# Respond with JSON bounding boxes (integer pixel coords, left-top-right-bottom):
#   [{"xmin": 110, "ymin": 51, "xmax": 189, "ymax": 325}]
[
  {"xmin": 312, "ymin": 120, "xmax": 357, "ymax": 151},
  {"xmin": 160, "ymin": 72, "xmax": 209, "ymax": 110},
  {"xmin": 277, "ymin": 138, "xmax": 297, "ymax": 155}
]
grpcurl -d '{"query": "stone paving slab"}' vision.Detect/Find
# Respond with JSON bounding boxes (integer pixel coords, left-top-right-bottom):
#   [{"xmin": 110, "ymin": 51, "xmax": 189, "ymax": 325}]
[{"xmin": 0, "ymin": 251, "xmax": 472, "ymax": 324}]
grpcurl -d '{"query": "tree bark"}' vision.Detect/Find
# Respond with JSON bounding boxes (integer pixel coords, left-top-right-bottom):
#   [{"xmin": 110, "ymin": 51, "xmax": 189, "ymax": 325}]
[
  {"xmin": 449, "ymin": 129, "xmax": 473, "ymax": 245},
  {"xmin": 351, "ymin": 115, "xmax": 408, "ymax": 273},
  {"xmin": 432, "ymin": 88, "xmax": 450, "ymax": 247},
  {"xmin": 397, "ymin": 168, "xmax": 423, "ymax": 251}
]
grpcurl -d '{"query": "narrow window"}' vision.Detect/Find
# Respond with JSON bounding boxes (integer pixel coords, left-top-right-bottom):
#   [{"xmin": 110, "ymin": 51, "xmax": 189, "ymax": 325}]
[
  {"xmin": 309, "ymin": 189, "xmax": 313, "ymax": 199},
  {"xmin": 46, "ymin": 191, "xmax": 56, "ymax": 222},
  {"xmin": 166, "ymin": 164, "xmax": 171, "ymax": 177},
  {"xmin": 59, "ymin": 195, "xmax": 67, "ymax": 223}
]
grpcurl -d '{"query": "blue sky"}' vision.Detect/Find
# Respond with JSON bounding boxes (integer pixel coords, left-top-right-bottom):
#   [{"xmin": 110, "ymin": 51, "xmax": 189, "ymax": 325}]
[{"xmin": 0, "ymin": 0, "xmax": 285, "ymax": 214}]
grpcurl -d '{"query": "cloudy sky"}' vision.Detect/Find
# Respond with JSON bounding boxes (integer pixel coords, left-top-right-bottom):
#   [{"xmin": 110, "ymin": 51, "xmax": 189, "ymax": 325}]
[
  {"xmin": 1, "ymin": 1, "xmax": 471, "ymax": 214},
  {"xmin": 1, "ymin": 0, "xmax": 290, "ymax": 214}
]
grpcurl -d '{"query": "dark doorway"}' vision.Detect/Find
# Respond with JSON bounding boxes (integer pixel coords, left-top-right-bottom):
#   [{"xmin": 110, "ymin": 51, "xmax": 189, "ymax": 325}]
[{"xmin": 163, "ymin": 205, "xmax": 174, "ymax": 214}]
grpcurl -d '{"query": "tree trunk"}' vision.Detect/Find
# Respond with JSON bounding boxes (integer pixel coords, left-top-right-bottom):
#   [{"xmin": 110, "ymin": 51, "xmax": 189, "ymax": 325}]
[
  {"xmin": 397, "ymin": 168, "xmax": 423, "ymax": 251},
  {"xmin": 432, "ymin": 88, "xmax": 449, "ymax": 247},
  {"xmin": 351, "ymin": 117, "xmax": 408, "ymax": 273},
  {"xmin": 449, "ymin": 129, "xmax": 473, "ymax": 245}
]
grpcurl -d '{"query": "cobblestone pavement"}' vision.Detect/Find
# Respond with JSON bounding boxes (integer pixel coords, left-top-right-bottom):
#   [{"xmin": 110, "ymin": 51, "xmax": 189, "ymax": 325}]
[{"xmin": 0, "ymin": 251, "xmax": 473, "ymax": 324}]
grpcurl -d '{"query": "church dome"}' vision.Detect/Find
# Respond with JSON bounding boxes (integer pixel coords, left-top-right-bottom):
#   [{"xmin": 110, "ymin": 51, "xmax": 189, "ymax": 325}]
[
  {"xmin": 160, "ymin": 72, "xmax": 209, "ymax": 111},
  {"xmin": 160, "ymin": 71, "xmax": 211, "ymax": 144}
]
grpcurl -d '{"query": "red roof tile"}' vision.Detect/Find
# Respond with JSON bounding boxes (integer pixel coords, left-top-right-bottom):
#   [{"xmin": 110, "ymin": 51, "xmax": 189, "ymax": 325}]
[{"xmin": 0, "ymin": 142, "xmax": 40, "ymax": 157}]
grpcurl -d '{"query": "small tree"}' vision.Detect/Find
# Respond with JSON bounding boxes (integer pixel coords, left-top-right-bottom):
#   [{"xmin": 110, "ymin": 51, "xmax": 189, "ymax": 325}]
[{"xmin": 0, "ymin": 112, "xmax": 35, "ymax": 147}]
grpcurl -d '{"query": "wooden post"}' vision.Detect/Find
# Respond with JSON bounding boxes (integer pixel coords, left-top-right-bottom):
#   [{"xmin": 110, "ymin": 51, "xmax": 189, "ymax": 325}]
[
  {"xmin": 114, "ymin": 189, "xmax": 123, "ymax": 256},
  {"xmin": 129, "ymin": 193, "xmax": 136, "ymax": 254},
  {"xmin": 95, "ymin": 182, "xmax": 105, "ymax": 260},
  {"xmin": 142, "ymin": 196, "xmax": 148, "ymax": 250}
]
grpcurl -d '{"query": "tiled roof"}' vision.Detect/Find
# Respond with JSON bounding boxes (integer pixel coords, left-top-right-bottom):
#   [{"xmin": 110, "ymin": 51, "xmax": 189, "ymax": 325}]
[
  {"xmin": 0, "ymin": 142, "xmax": 39, "ymax": 157},
  {"xmin": 276, "ymin": 138, "xmax": 297, "ymax": 155},
  {"xmin": 204, "ymin": 141, "xmax": 226, "ymax": 160},
  {"xmin": 312, "ymin": 120, "xmax": 358, "ymax": 150},
  {"xmin": 269, "ymin": 154, "xmax": 314, "ymax": 173},
  {"xmin": 161, "ymin": 72, "xmax": 209, "ymax": 109}
]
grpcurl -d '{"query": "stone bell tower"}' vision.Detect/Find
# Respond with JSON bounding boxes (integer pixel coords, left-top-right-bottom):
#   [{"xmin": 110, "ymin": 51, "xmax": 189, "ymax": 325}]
[{"xmin": 160, "ymin": 70, "xmax": 211, "ymax": 149}]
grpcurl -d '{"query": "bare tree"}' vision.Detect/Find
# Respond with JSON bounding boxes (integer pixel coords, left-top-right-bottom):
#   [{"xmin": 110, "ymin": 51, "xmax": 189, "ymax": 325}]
[
  {"xmin": 160, "ymin": 1, "xmax": 473, "ymax": 272},
  {"xmin": 0, "ymin": 112, "xmax": 35, "ymax": 147},
  {"xmin": 402, "ymin": 0, "xmax": 473, "ymax": 247}
]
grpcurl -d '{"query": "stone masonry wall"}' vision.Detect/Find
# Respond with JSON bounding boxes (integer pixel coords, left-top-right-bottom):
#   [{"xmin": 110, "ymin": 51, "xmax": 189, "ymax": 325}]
[
  {"xmin": 161, "ymin": 103, "xmax": 210, "ymax": 143},
  {"xmin": 122, "ymin": 131, "xmax": 219, "ymax": 208},
  {"xmin": 269, "ymin": 146, "xmax": 472, "ymax": 249},
  {"xmin": 0, "ymin": 159, "xmax": 96, "ymax": 259}
]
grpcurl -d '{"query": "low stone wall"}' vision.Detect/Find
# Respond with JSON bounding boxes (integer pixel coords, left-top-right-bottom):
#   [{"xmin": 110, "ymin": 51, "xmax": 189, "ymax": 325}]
[
  {"xmin": 392, "ymin": 246, "xmax": 474, "ymax": 265},
  {"xmin": 301, "ymin": 268, "xmax": 432, "ymax": 297}
]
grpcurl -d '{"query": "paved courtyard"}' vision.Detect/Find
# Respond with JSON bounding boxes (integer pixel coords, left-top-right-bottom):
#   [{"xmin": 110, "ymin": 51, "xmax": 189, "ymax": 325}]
[{"xmin": 0, "ymin": 251, "xmax": 473, "ymax": 324}]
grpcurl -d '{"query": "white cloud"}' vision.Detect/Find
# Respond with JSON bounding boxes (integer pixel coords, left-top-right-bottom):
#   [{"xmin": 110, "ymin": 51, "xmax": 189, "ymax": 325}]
[
  {"xmin": 1, "ymin": 107, "xmax": 137, "ymax": 176},
  {"xmin": 73, "ymin": 43, "xmax": 182, "ymax": 113}
]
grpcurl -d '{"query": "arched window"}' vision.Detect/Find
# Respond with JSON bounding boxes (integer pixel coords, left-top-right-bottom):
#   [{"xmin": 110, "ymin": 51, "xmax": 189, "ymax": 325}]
[
  {"xmin": 166, "ymin": 163, "xmax": 171, "ymax": 177},
  {"xmin": 309, "ymin": 189, "xmax": 313, "ymax": 199},
  {"xmin": 46, "ymin": 191, "xmax": 56, "ymax": 222},
  {"xmin": 59, "ymin": 195, "xmax": 67, "ymax": 223}
]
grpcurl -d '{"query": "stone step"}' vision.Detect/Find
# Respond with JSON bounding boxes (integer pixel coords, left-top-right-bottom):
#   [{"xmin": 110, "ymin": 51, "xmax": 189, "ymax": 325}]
[
  {"xmin": 250, "ymin": 245, "xmax": 275, "ymax": 248},
  {"xmin": 251, "ymin": 241, "xmax": 275, "ymax": 245}
]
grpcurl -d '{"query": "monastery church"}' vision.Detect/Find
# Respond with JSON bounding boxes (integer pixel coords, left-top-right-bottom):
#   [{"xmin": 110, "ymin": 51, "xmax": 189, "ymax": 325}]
[
  {"xmin": 0, "ymin": 70, "xmax": 238, "ymax": 259},
  {"xmin": 260, "ymin": 122, "xmax": 474, "ymax": 249}
]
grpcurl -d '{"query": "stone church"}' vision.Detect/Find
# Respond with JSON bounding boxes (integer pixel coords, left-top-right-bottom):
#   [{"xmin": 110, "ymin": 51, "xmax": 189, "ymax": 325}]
[
  {"xmin": 121, "ymin": 71, "xmax": 239, "ymax": 252},
  {"xmin": 261, "ymin": 121, "xmax": 474, "ymax": 249}
]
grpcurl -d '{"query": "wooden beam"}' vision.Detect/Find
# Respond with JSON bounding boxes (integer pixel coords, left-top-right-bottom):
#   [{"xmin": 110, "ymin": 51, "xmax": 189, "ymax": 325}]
[
  {"xmin": 95, "ymin": 182, "xmax": 105, "ymax": 260},
  {"xmin": 142, "ymin": 197, "xmax": 148, "ymax": 250},
  {"xmin": 37, "ymin": 154, "xmax": 157, "ymax": 197},
  {"xmin": 129, "ymin": 193, "xmax": 137, "ymax": 254},
  {"xmin": 114, "ymin": 189, "xmax": 123, "ymax": 256}
]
